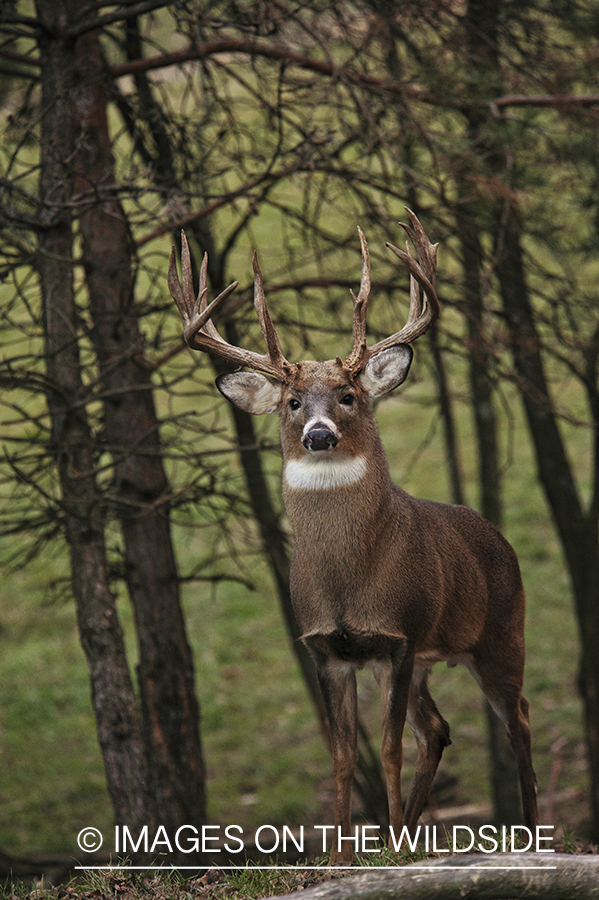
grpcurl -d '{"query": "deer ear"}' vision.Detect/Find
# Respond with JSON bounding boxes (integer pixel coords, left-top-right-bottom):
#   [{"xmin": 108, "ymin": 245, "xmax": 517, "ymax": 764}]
[
  {"xmin": 216, "ymin": 372, "xmax": 284, "ymax": 414},
  {"xmin": 359, "ymin": 345, "xmax": 413, "ymax": 398}
]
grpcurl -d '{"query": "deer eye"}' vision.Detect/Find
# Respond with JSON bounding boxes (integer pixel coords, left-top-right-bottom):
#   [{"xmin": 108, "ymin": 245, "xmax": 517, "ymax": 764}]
[
  {"xmin": 288, "ymin": 398, "xmax": 301, "ymax": 411},
  {"xmin": 339, "ymin": 393, "xmax": 355, "ymax": 407}
]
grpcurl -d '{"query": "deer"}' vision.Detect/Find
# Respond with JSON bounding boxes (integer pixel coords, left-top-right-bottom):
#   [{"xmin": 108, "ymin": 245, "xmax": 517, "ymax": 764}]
[{"xmin": 168, "ymin": 210, "xmax": 538, "ymax": 864}]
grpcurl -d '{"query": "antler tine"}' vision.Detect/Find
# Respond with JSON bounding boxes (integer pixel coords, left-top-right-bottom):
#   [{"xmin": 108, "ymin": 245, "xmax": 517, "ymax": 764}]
[
  {"xmin": 168, "ymin": 245, "xmax": 186, "ymax": 315},
  {"xmin": 169, "ymin": 231, "xmax": 238, "ymax": 347},
  {"xmin": 399, "ymin": 207, "xmax": 438, "ymax": 290},
  {"xmin": 168, "ymin": 231, "xmax": 293, "ymax": 380},
  {"xmin": 197, "ymin": 251, "xmax": 224, "ymax": 343},
  {"xmin": 252, "ymin": 252, "xmax": 294, "ymax": 377},
  {"xmin": 344, "ymin": 227, "xmax": 371, "ymax": 373},
  {"xmin": 181, "ymin": 229, "xmax": 195, "ymax": 310},
  {"xmin": 344, "ymin": 210, "xmax": 439, "ymax": 374}
]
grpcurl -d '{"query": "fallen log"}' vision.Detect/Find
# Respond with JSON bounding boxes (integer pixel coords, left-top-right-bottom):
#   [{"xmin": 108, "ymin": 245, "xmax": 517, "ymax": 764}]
[{"xmin": 278, "ymin": 853, "xmax": 599, "ymax": 900}]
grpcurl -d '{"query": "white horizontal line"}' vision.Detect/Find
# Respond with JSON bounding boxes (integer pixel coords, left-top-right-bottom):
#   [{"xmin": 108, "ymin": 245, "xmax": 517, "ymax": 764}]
[{"xmin": 75, "ymin": 864, "xmax": 558, "ymax": 871}]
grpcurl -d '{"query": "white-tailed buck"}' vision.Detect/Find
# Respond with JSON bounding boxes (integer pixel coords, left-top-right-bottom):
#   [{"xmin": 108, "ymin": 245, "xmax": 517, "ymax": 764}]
[{"xmin": 168, "ymin": 211, "xmax": 538, "ymax": 864}]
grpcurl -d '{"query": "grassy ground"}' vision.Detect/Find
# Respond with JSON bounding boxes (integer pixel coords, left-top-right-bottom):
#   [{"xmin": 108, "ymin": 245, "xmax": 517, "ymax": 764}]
[
  {"xmin": 0, "ymin": 846, "xmax": 531, "ymax": 900},
  {"xmin": 0, "ymin": 369, "xmax": 590, "ymax": 866}
]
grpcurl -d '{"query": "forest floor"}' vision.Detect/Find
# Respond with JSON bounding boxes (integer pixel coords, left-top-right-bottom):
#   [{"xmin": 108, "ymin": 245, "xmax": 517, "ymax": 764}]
[{"xmin": 1, "ymin": 786, "xmax": 596, "ymax": 899}]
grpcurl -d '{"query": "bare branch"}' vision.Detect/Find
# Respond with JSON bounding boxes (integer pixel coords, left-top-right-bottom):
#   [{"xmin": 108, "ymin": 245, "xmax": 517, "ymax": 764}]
[
  {"xmin": 494, "ymin": 93, "xmax": 599, "ymax": 110},
  {"xmin": 111, "ymin": 38, "xmax": 433, "ymax": 105}
]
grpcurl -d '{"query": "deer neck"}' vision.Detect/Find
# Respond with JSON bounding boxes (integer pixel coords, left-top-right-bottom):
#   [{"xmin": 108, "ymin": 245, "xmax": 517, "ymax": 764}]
[
  {"xmin": 281, "ymin": 436, "xmax": 402, "ymax": 641},
  {"xmin": 281, "ymin": 433, "xmax": 395, "ymax": 538}
]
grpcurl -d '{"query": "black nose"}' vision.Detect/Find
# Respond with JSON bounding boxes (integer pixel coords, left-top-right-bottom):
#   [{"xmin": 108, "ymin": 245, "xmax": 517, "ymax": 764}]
[{"xmin": 303, "ymin": 426, "xmax": 338, "ymax": 451}]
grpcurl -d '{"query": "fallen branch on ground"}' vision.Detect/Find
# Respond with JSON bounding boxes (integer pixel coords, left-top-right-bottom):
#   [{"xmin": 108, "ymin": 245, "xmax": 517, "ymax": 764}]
[{"xmin": 277, "ymin": 853, "xmax": 599, "ymax": 900}]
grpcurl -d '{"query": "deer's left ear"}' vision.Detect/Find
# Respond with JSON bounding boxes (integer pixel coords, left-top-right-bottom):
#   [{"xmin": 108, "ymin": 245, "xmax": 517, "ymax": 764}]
[{"xmin": 358, "ymin": 345, "xmax": 413, "ymax": 398}]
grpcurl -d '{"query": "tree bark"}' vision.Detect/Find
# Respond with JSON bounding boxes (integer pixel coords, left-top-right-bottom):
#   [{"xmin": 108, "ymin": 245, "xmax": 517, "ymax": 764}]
[
  {"xmin": 34, "ymin": 0, "xmax": 151, "ymax": 833},
  {"xmin": 426, "ymin": 330, "xmax": 465, "ymax": 508},
  {"xmin": 72, "ymin": 26, "xmax": 206, "ymax": 846}
]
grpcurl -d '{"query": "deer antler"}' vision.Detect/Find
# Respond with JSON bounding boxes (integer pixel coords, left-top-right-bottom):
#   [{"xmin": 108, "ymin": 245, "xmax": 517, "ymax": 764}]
[
  {"xmin": 169, "ymin": 214, "xmax": 437, "ymax": 380},
  {"xmin": 168, "ymin": 231, "xmax": 294, "ymax": 380},
  {"xmin": 343, "ymin": 209, "xmax": 440, "ymax": 376}
]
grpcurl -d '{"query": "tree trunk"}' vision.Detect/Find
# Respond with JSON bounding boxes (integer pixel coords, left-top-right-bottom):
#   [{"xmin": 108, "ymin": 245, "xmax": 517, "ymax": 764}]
[
  {"xmin": 455, "ymin": 0, "xmax": 543, "ymax": 828},
  {"xmin": 457, "ymin": 207, "xmax": 522, "ymax": 824},
  {"xmin": 430, "ymin": 330, "xmax": 466, "ymax": 507},
  {"xmin": 362, "ymin": 2, "xmax": 518, "ymax": 823},
  {"xmin": 72, "ymin": 27, "xmax": 206, "ymax": 847},
  {"xmin": 216, "ymin": 352, "xmax": 327, "ymax": 727},
  {"xmin": 34, "ymin": 0, "xmax": 152, "ymax": 833},
  {"xmin": 493, "ymin": 201, "xmax": 599, "ymax": 840}
]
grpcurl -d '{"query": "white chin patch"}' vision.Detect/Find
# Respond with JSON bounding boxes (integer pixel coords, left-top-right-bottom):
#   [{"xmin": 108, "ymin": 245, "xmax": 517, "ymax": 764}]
[{"xmin": 284, "ymin": 454, "xmax": 367, "ymax": 490}]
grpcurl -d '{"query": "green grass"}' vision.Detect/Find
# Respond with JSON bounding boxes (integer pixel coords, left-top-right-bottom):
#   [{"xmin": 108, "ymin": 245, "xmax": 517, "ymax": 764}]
[
  {"xmin": 0, "ymin": 562, "xmax": 112, "ymax": 854},
  {"xmin": 0, "ymin": 851, "xmax": 430, "ymax": 900}
]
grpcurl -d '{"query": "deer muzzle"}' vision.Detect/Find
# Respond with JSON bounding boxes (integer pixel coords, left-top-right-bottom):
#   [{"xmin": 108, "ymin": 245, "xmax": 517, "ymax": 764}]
[{"xmin": 303, "ymin": 425, "xmax": 339, "ymax": 452}]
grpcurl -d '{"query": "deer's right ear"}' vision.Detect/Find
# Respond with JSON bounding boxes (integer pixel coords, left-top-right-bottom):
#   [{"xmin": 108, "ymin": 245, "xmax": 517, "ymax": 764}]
[{"xmin": 216, "ymin": 372, "xmax": 284, "ymax": 415}]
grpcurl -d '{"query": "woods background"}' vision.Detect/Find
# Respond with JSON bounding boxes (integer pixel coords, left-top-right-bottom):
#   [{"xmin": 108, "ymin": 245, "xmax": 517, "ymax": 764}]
[{"xmin": 1, "ymin": 0, "xmax": 598, "ymax": 866}]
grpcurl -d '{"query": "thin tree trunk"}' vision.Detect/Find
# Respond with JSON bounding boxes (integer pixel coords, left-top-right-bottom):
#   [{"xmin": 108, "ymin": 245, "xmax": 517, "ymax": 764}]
[
  {"xmin": 214, "ymin": 349, "xmax": 327, "ymax": 730},
  {"xmin": 455, "ymin": 205, "xmax": 522, "ymax": 824},
  {"xmin": 430, "ymin": 331, "xmax": 466, "ymax": 507},
  {"xmin": 493, "ymin": 201, "xmax": 599, "ymax": 840},
  {"xmin": 73, "ymin": 28, "xmax": 206, "ymax": 846},
  {"xmin": 455, "ymin": 0, "xmax": 537, "ymax": 828},
  {"xmin": 34, "ymin": 0, "xmax": 152, "ymax": 833}
]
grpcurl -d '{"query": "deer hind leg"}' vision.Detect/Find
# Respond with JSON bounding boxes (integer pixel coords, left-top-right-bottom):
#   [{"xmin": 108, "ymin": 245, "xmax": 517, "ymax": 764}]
[
  {"xmin": 315, "ymin": 658, "xmax": 358, "ymax": 865},
  {"xmin": 468, "ymin": 653, "xmax": 539, "ymax": 829},
  {"xmin": 403, "ymin": 665, "xmax": 452, "ymax": 831}
]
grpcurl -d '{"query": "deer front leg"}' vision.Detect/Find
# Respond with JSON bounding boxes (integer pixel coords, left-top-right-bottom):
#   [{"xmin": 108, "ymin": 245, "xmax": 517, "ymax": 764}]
[
  {"xmin": 315, "ymin": 658, "xmax": 358, "ymax": 865},
  {"xmin": 373, "ymin": 642, "xmax": 414, "ymax": 839}
]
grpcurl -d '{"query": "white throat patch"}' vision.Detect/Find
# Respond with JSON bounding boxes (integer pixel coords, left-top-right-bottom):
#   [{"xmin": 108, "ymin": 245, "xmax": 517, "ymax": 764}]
[{"xmin": 284, "ymin": 454, "xmax": 367, "ymax": 491}]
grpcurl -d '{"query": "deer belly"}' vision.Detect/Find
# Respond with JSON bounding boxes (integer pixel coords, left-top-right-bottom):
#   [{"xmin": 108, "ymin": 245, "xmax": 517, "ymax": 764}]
[{"xmin": 302, "ymin": 627, "xmax": 405, "ymax": 666}]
